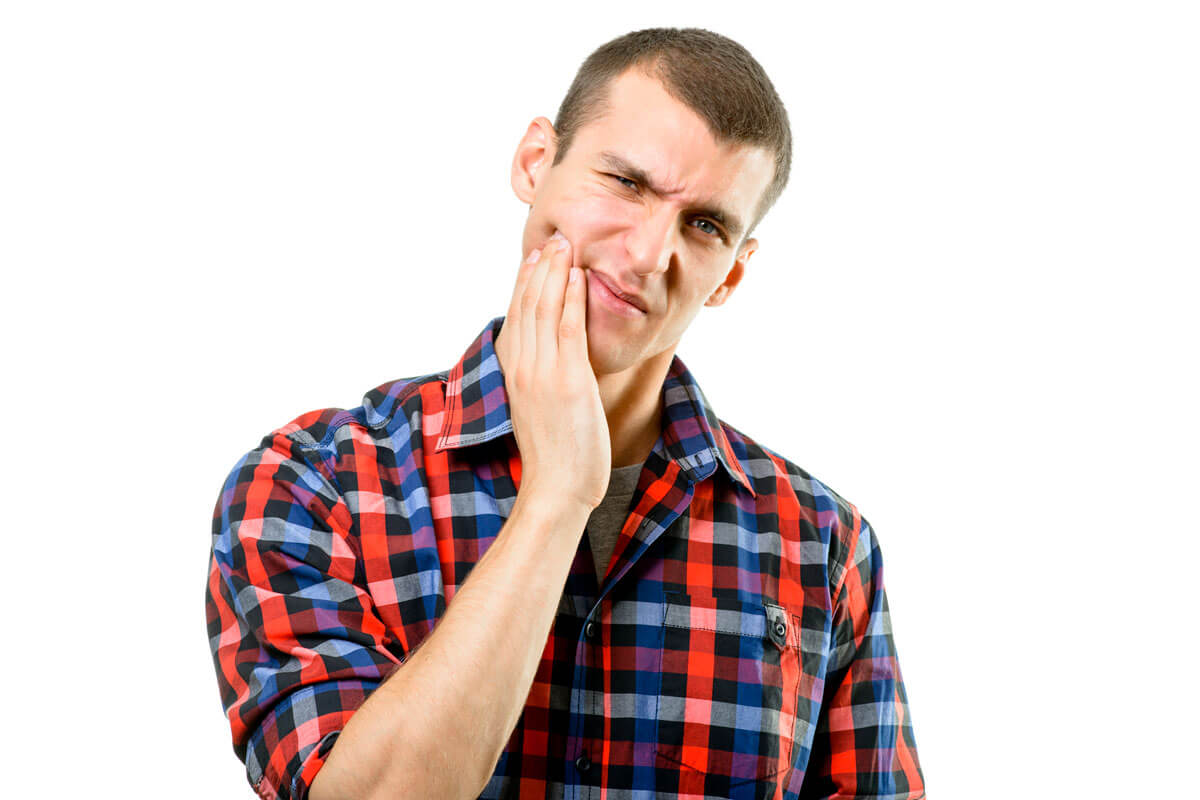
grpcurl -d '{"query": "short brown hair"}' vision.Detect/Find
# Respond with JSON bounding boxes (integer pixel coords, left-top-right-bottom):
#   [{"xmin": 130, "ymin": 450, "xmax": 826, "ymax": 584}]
[{"xmin": 551, "ymin": 28, "xmax": 792, "ymax": 243}]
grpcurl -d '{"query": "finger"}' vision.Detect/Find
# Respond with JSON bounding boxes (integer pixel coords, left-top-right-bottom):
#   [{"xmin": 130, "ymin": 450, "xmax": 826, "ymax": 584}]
[
  {"xmin": 504, "ymin": 245, "xmax": 542, "ymax": 363},
  {"xmin": 535, "ymin": 235, "xmax": 572, "ymax": 368},
  {"xmin": 521, "ymin": 237, "xmax": 557, "ymax": 375},
  {"xmin": 560, "ymin": 264, "xmax": 587, "ymax": 362}
]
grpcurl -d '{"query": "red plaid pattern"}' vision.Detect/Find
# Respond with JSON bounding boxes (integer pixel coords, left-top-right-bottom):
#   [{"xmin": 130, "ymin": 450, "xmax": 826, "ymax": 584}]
[{"xmin": 205, "ymin": 315, "xmax": 925, "ymax": 799}]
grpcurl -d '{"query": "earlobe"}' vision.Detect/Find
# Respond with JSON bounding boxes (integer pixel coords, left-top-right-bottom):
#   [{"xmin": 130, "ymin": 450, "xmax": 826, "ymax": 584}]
[{"xmin": 511, "ymin": 117, "xmax": 556, "ymax": 205}]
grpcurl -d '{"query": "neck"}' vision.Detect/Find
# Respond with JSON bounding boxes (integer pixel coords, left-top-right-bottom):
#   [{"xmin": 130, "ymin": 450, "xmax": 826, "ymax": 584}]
[
  {"xmin": 492, "ymin": 318, "xmax": 673, "ymax": 471},
  {"xmin": 595, "ymin": 347, "xmax": 674, "ymax": 469}
]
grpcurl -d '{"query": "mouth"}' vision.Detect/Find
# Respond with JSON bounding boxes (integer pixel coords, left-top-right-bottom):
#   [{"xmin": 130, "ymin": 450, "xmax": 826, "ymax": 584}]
[{"xmin": 589, "ymin": 270, "xmax": 648, "ymax": 314}]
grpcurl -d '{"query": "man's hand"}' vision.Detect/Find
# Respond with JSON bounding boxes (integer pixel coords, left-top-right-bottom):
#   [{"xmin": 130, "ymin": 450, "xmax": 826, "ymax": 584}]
[
  {"xmin": 309, "ymin": 236, "xmax": 606, "ymax": 800},
  {"xmin": 495, "ymin": 230, "xmax": 611, "ymax": 512}
]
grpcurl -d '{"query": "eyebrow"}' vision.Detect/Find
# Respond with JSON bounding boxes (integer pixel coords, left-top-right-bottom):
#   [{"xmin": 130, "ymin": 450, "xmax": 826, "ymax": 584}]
[{"xmin": 597, "ymin": 150, "xmax": 745, "ymax": 241}]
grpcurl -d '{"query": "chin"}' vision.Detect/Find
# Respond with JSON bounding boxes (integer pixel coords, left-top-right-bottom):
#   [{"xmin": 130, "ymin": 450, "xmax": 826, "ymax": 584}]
[{"xmin": 583, "ymin": 334, "xmax": 638, "ymax": 376}]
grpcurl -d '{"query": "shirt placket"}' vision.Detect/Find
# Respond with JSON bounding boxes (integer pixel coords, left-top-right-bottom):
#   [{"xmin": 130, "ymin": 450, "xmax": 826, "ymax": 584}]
[{"xmin": 563, "ymin": 464, "xmax": 696, "ymax": 800}]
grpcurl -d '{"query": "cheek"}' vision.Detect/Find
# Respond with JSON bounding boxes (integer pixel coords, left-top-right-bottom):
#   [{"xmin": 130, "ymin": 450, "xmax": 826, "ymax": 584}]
[
  {"xmin": 553, "ymin": 187, "xmax": 636, "ymax": 238},
  {"xmin": 670, "ymin": 272, "xmax": 718, "ymax": 308}
]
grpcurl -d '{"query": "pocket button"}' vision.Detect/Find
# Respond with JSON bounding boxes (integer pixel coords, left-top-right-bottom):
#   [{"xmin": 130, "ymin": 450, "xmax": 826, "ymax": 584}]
[{"xmin": 765, "ymin": 603, "xmax": 789, "ymax": 650}]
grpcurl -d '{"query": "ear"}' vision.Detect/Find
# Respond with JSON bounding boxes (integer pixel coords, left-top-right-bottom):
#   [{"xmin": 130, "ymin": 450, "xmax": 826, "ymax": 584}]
[
  {"xmin": 704, "ymin": 238, "xmax": 757, "ymax": 307},
  {"xmin": 511, "ymin": 116, "xmax": 557, "ymax": 205}
]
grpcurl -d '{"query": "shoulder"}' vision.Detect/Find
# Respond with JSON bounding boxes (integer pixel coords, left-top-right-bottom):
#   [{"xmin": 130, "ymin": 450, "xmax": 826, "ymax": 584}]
[
  {"xmin": 718, "ymin": 419, "xmax": 869, "ymax": 586},
  {"xmin": 223, "ymin": 371, "xmax": 451, "ymax": 494},
  {"xmin": 719, "ymin": 419, "xmax": 861, "ymax": 521}
]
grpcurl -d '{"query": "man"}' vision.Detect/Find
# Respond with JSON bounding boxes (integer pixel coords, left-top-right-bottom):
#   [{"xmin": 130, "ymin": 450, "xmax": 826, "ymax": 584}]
[{"xmin": 205, "ymin": 27, "xmax": 925, "ymax": 800}]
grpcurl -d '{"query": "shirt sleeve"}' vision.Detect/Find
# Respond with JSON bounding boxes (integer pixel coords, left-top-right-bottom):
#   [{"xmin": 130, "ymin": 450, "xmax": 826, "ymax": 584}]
[
  {"xmin": 204, "ymin": 431, "xmax": 405, "ymax": 800},
  {"xmin": 801, "ymin": 511, "xmax": 926, "ymax": 799}
]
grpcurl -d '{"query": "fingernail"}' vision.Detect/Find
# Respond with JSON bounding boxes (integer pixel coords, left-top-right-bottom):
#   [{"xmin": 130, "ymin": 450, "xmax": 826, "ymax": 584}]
[
  {"xmin": 569, "ymin": 267, "xmax": 580, "ymax": 284},
  {"xmin": 525, "ymin": 248, "xmax": 541, "ymax": 264}
]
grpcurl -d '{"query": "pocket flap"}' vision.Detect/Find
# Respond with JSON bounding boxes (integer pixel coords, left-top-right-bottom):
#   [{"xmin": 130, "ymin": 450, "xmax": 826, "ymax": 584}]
[{"xmin": 662, "ymin": 592, "xmax": 768, "ymax": 638}]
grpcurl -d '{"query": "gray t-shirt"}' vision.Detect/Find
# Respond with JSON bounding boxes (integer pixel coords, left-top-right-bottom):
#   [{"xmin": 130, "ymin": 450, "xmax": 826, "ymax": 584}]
[{"xmin": 585, "ymin": 462, "xmax": 643, "ymax": 585}]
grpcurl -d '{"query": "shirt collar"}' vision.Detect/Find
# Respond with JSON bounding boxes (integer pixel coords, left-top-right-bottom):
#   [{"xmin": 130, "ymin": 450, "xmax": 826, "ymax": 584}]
[{"xmin": 435, "ymin": 315, "xmax": 757, "ymax": 498}]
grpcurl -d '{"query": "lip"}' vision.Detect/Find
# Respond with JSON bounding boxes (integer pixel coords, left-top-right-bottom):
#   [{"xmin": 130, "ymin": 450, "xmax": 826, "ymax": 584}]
[{"xmin": 589, "ymin": 270, "xmax": 648, "ymax": 314}]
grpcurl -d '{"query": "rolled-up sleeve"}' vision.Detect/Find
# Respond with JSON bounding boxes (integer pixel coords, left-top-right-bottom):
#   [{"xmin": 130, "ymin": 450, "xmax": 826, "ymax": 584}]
[
  {"xmin": 802, "ymin": 513, "xmax": 925, "ymax": 799},
  {"xmin": 204, "ymin": 432, "xmax": 404, "ymax": 800}
]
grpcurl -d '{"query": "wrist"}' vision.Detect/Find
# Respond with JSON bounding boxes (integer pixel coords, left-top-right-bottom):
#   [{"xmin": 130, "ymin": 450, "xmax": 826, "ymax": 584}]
[{"xmin": 512, "ymin": 488, "xmax": 593, "ymax": 530}]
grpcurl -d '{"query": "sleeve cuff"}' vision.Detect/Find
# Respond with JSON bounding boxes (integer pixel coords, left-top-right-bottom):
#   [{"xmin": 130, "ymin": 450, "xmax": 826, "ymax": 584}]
[{"xmin": 246, "ymin": 679, "xmax": 378, "ymax": 800}]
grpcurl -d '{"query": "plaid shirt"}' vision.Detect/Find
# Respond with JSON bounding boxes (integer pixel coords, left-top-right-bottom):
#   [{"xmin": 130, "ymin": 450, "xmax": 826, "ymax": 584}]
[{"xmin": 205, "ymin": 315, "xmax": 925, "ymax": 800}]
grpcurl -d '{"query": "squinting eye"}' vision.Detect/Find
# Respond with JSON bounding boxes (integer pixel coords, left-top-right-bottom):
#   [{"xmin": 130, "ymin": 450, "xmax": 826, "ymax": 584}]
[
  {"xmin": 611, "ymin": 174, "xmax": 638, "ymax": 191},
  {"xmin": 693, "ymin": 219, "xmax": 719, "ymax": 237}
]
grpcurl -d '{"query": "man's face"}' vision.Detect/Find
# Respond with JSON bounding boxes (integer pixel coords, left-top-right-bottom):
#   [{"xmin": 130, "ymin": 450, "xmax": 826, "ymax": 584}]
[{"xmin": 512, "ymin": 67, "xmax": 775, "ymax": 377}]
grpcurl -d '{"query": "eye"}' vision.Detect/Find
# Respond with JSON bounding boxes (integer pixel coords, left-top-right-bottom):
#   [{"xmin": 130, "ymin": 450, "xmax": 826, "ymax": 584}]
[
  {"xmin": 610, "ymin": 174, "xmax": 638, "ymax": 191},
  {"xmin": 692, "ymin": 219, "xmax": 720, "ymax": 237}
]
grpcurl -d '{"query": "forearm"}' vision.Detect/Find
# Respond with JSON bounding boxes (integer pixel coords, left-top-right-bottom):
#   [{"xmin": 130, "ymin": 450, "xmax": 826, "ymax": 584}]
[{"xmin": 309, "ymin": 491, "xmax": 591, "ymax": 800}]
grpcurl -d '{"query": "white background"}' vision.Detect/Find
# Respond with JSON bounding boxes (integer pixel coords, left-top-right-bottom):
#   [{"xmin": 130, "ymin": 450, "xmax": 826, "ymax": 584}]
[{"xmin": 3, "ymin": 1, "xmax": 1196, "ymax": 797}]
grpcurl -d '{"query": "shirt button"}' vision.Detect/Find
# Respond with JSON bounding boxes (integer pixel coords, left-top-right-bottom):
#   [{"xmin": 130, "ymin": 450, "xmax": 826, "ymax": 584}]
[
  {"xmin": 584, "ymin": 621, "xmax": 596, "ymax": 639},
  {"xmin": 575, "ymin": 753, "xmax": 591, "ymax": 772},
  {"xmin": 773, "ymin": 621, "xmax": 787, "ymax": 639}
]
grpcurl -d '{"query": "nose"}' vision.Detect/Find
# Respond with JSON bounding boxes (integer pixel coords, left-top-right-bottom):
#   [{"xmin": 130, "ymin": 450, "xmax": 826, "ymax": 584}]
[{"xmin": 624, "ymin": 205, "xmax": 677, "ymax": 276}]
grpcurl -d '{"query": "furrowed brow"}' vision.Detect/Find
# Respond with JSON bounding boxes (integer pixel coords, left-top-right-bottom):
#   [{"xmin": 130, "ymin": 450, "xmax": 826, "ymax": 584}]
[
  {"xmin": 693, "ymin": 203, "xmax": 744, "ymax": 241},
  {"xmin": 597, "ymin": 150, "xmax": 745, "ymax": 241}
]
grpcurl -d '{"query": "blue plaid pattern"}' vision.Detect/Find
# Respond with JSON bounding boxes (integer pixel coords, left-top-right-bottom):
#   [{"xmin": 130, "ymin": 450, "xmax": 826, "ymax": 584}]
[{"xmin": 205, "ymin": 315, "xmax": 925, "ymax": 799}]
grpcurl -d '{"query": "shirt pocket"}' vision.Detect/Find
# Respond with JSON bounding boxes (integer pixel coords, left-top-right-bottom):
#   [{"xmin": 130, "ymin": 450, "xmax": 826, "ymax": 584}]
[{"xmin": 655, "ymin": 591, "xmax": 802, "ymax": 786}]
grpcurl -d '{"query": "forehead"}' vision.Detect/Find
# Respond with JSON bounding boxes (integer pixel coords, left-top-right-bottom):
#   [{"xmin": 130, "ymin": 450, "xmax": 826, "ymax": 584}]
[{"xmin": 567, "ymin": 68, "xmax": 773, "ymax": 221}]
